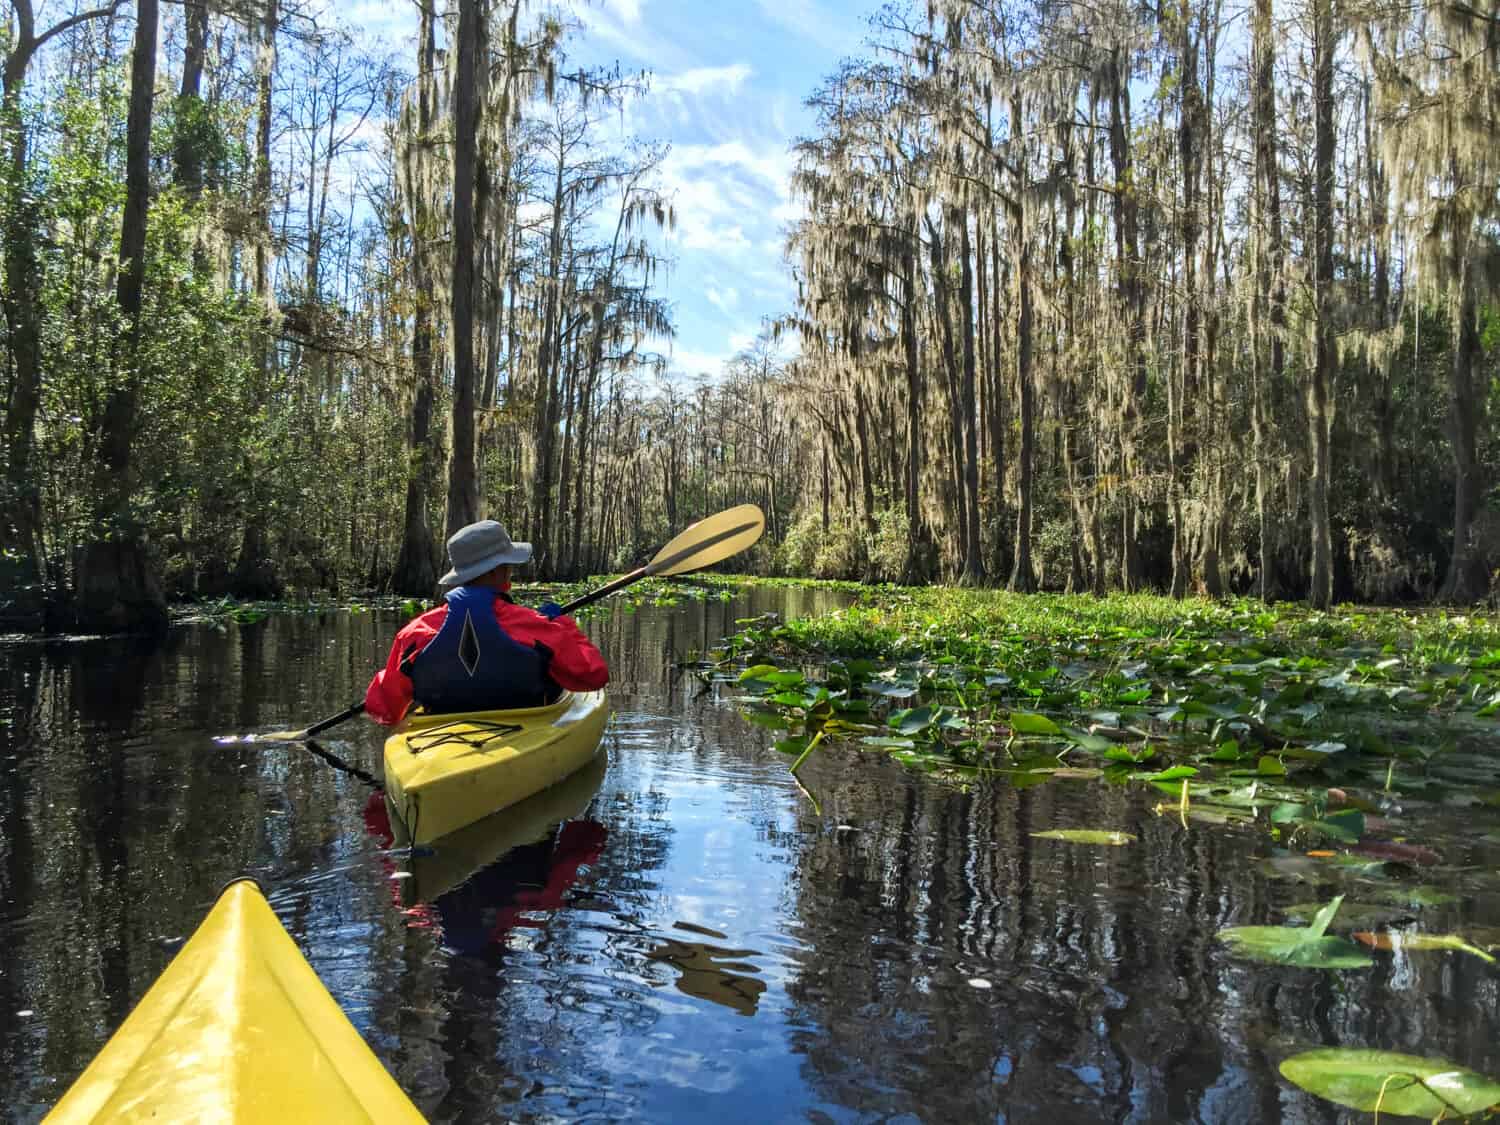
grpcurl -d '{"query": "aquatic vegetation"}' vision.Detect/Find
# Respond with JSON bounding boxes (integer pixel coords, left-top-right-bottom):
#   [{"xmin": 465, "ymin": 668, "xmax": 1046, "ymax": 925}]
[
  {"xmin": 712, "ymin": 586, "xmax": 1500, "ymax": 812},
  {"xmin": 1218, "ymin": 896, "xmax": 1374, "ymax": 969},
  {"xmin": 1279, "ymin": 1048, "xmax": 1500, "ymax": 1119},
  {"xmin": 1029, "ymin": 829, "xmax": 1137, "ymax": 845},
  {"xmin": 1350, "ymin": 930, "xmax": 1497, "ymax": 964}
]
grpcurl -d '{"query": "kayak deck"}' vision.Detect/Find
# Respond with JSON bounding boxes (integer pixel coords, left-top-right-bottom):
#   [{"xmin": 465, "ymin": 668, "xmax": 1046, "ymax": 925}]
[
  {"xmin": 383, "ymin": 690, "xmax": 608, "ymax": 846},
  {"xmin": 45, "ymin": 879, "xmax": 425, "ymax": 1124}
]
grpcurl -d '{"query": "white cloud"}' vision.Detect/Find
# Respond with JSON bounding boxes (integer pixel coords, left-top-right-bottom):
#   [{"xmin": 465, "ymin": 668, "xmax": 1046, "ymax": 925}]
[
  {"xmin": 604, "ymin": 0, "xmax": 644, "ymax": 24},
  {"xmin": 666, "ymin": 345, "xmax": 734, "ymax": 378},
  {"xmin": 657, "ymin": 63, "xmax": 754, "ymax": 97},
  {"xmin": 668, "ymin": 140, "xmax": 795, "ymax": 195},
  {"xmin": 705, "ymin": 286, "xmax": 740, "ymax": 315}
]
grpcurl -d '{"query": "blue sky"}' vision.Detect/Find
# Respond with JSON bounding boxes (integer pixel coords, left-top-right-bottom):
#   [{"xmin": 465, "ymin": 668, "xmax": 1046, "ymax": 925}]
[
  {"xmin": 343, "ymin": 0, "xmax": 875, "ymax": 380},
  {"xmin": 569, "ymin": 0, "xmax": 872, "ymax": 377}
]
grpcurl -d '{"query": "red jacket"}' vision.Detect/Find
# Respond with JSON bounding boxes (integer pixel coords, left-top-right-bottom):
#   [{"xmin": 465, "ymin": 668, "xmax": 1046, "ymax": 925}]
[{"xmin": 365, "ymin": 594, "xmax": 608, "ymax": 724}]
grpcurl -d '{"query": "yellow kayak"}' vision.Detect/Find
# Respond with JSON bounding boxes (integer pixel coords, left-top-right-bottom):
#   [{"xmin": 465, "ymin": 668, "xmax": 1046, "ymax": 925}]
[
  {"xmin": 383, "ymin": 689, "xmax": 609, "ymax": 846},
  {"xmin": 45, "ymin": 879, "xmax": 425, "ymax": 1124},
  {"xmin": 395, "ymin": 749, "xmax": 607, "ymax": 905}
]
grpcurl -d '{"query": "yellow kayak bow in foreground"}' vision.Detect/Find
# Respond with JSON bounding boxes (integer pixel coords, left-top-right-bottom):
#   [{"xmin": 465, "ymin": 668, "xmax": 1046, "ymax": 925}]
[
  {"xmin": 45, "ymin": 879, "xmax": 424, "ymax": 1124},
  {"xmin": 384, "ymin": 689, "xmax": 609, "ymax": 846}
]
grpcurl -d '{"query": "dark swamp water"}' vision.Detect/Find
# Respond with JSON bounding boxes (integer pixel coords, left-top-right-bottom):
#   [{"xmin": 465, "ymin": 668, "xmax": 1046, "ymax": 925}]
[{"xmin": 2, "ymin": 586, "xmax": 1498, "ymax": 1123}]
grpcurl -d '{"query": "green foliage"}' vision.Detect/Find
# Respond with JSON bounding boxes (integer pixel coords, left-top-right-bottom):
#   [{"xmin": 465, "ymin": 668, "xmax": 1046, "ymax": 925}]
[
  {"xmin": 1280, "ymin": 1049, "xmax": 1500, "ymax": 1118},
  {"xmin": 775, "ymin": 510, "xmax": 823, "ymax": 576},
  {"xmin": 1218, "ymin": 897, "xmax": 1374, "ymax": 969},
  {"xmin": 1030, "ymin": 829, "xmax": 1136, "ymax": 845}
]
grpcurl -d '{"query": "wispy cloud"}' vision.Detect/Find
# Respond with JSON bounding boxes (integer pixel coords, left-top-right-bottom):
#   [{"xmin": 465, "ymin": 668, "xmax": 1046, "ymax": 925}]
[
  {"xmin": 706, "ymin": 285, "xmax": 740, "ymax": 315},
  {"xmin": 604, "ymin": 0, "xmax": 645, "ymax": 24},
  {"xmin": 666, "ymin": 344, "xmax": 735, "ymax": 378},
  {"xmin": 656, "ymin": 63, "xmax": 754, "ymax": 97},
  {"xmin": 753, "ymin": 0, "xmax": 854, "ymax": 52},
  {"xmin": 655, "ymin": 139, "xmax": 794, "ymax": 258}
]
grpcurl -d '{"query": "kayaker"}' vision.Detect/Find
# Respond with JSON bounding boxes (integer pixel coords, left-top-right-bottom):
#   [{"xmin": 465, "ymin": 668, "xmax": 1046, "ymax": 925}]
[{"xmin": 365, "ymin": 519, "xmax": 609, "ymax": 723}]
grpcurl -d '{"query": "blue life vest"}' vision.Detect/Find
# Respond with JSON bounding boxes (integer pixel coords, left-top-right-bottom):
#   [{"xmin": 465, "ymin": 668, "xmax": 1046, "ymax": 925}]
[{"xmin": 407, "ymin": 586, "xmax": 555, "ymax": 714}]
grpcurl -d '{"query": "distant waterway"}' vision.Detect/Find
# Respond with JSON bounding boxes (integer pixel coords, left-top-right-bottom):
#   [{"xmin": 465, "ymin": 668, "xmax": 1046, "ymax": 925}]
[{"xmin": 2, "ymin": 584, "xmax": 1498, "ymax": 1122}]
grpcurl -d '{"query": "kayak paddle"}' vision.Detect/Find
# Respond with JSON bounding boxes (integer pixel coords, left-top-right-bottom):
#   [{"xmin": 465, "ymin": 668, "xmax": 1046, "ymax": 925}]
[
  {"xmin": 219, "ymin": 503, "xmax": 767, "ymax": 743},
  {"xmin": 556, "ymin": 502, "xmax": 766, "ymax": 615}
]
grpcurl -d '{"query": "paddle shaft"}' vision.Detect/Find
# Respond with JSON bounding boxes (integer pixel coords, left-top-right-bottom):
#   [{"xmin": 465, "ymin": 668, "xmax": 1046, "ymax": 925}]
[
  {"xmin": 300, "ymin": 701, "xmax": 365, "ymax": 738},
  {"xmin": 557, "ymin": 566, "xmax": 648, "ymax": 616}
]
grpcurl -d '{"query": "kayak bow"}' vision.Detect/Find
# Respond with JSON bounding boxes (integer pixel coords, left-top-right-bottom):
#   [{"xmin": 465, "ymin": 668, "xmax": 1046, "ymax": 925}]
[{"xmin": 45, "ymin": 879, "xmax": 425, "ymax": 1124}]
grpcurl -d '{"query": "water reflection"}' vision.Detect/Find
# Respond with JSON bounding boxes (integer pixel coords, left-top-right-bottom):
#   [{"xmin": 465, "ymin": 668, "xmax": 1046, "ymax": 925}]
[
  {"xmin": 2, "ymin": 586, "xmax": 1498, "ymax": 1123},
  {"xmin": 646, "ymin": 924, "xmax": 766, "ymax": 1017}
]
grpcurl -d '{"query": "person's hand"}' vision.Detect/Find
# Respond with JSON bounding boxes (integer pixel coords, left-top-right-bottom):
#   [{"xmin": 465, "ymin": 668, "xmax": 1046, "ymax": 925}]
[{"xmin": 538, "ymin": 601, "xmax": 564, "ymax": 619}]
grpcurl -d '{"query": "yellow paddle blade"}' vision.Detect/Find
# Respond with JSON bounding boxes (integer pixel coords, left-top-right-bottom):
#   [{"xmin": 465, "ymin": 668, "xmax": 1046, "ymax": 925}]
[{"xmin": 645, "ymin": 504, "xmax": 766, "ymax": 576}]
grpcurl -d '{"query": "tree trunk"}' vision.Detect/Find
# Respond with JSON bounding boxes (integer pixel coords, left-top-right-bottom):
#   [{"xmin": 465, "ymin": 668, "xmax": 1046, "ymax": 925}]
[
  {"xmin": 445, "ymin": 0, "xmax": 481, "ymax": 539},
  {"xmin": 988, "ymin": 223, "xmax": 1007, "ymax": 579},
  {"xmin": 1, "ymin": 62, "xmax": 44, "ymax": 591},
  {"xmin": 1440, "ymin": 257, "xmax": 1487, "ymax": 602},
  {"xmin": 1307, "ymin": 0, "xmax": 1336, "ymax": 610},
  {"xmin": 1009, "ymin": 230, "xmax": 1036, "ymax": 593},
  {"xmin": 958, "ymin": 209, "xmax": 984, "ymax": 584},
  {"xmin": 392, "ymin": 4, "xmax": 440, "ymax": 595},
  {"xmin": 1171, "ymin": 0, "xmax": 1202, "ymax": 599},
  {"xmin": 529, "ymin": 159, "xmax": 567, "ymax": 568},
  {"xmin": 174, "ymin": 0, "xmax": 207, "ymax": 193},
  {"xmin": 75, "ymin": 0, "xmax": 167, "ymax": 633},
  {"xmin": 901, "ymin": 216, "xmax": 928, "ymax": 582},
  {"xmin": 1107, "ymin": 46, "xmax": 1146, "ymax": 592},
  {"xmin": 928, "ymin": 213, "xmax": 968, "ymax": 575},
  {"xmin": 1250, "ymin": 0, "xmax": 1281, "ymax": 601},
  {"xmin": 233, "ymin": 0, "xmax": 280, "ymax": 597}
]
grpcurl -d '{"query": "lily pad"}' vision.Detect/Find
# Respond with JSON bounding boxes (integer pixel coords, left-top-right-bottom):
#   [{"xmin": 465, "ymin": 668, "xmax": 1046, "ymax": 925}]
[
  {"xmin": 889, "ymin": 706, "xmax": 938, "ymax": 735},
  {"xmin": 1062, "ymin": 726, "xmax": 1115, "ymax": 754},
  {"xmin": 1280, "ymin": 1048, "xmax": 1500, "ymax": 1118},
  {"xmin": 1218, "ymin": 896, "xmax": 1373, "ymax": 969},
  {"xmin": 861, "ymin": 735, "xmax": 917, "ymax": 750},
  {"xmin": 1030, "ymin": 829, "xmax": 1136, "ymax": 845},
  {"xmin": 1139, "ymin": 765, "xmax": 1198, "ymax": 782},
  {"xmin": 1010, "ymin": 711, "xmax": 1062, "ymax": 735}
]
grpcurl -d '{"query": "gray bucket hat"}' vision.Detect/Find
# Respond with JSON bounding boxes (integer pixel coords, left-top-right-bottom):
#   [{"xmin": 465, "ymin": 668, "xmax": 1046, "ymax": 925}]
[{"xmin": 440, "ymin": 519, "xmax": 533, "ymax": 587}]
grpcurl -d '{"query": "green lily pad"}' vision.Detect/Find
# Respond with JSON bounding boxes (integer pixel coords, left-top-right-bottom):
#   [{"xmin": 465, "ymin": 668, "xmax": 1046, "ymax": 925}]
[
  {"xmin": 1062, "ymin": 726, "xmax": 1115, "ymax": 753},
  {"xmin": 1030, "ymin": 829, "xmax": 1136, "ymax": 845},
  {"xmin": 1010, "ymin": 711, "xmax": 1061, "ymax": 735},
  {"xmin": 890, "ymin": 706, "xmax": 937, "ymax": 735},
  {"xmin": 1218, "ymin": 896, "xmax": 1373, "ymax": 969},
  {"xmin": 861, "ymin": 735, "xmax": 917, "ymax": 750},
  {"xmin": 1139, "ymin": 765, "xmax": 1198, "ymax": 782},
  {"xmin": 1258, "ymin": 755, "xmax": 1288, "ymax": 777},
  {"xmin": 1280, "ymin": 1048, "xmax": 1500, "ymax": 1118}
]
